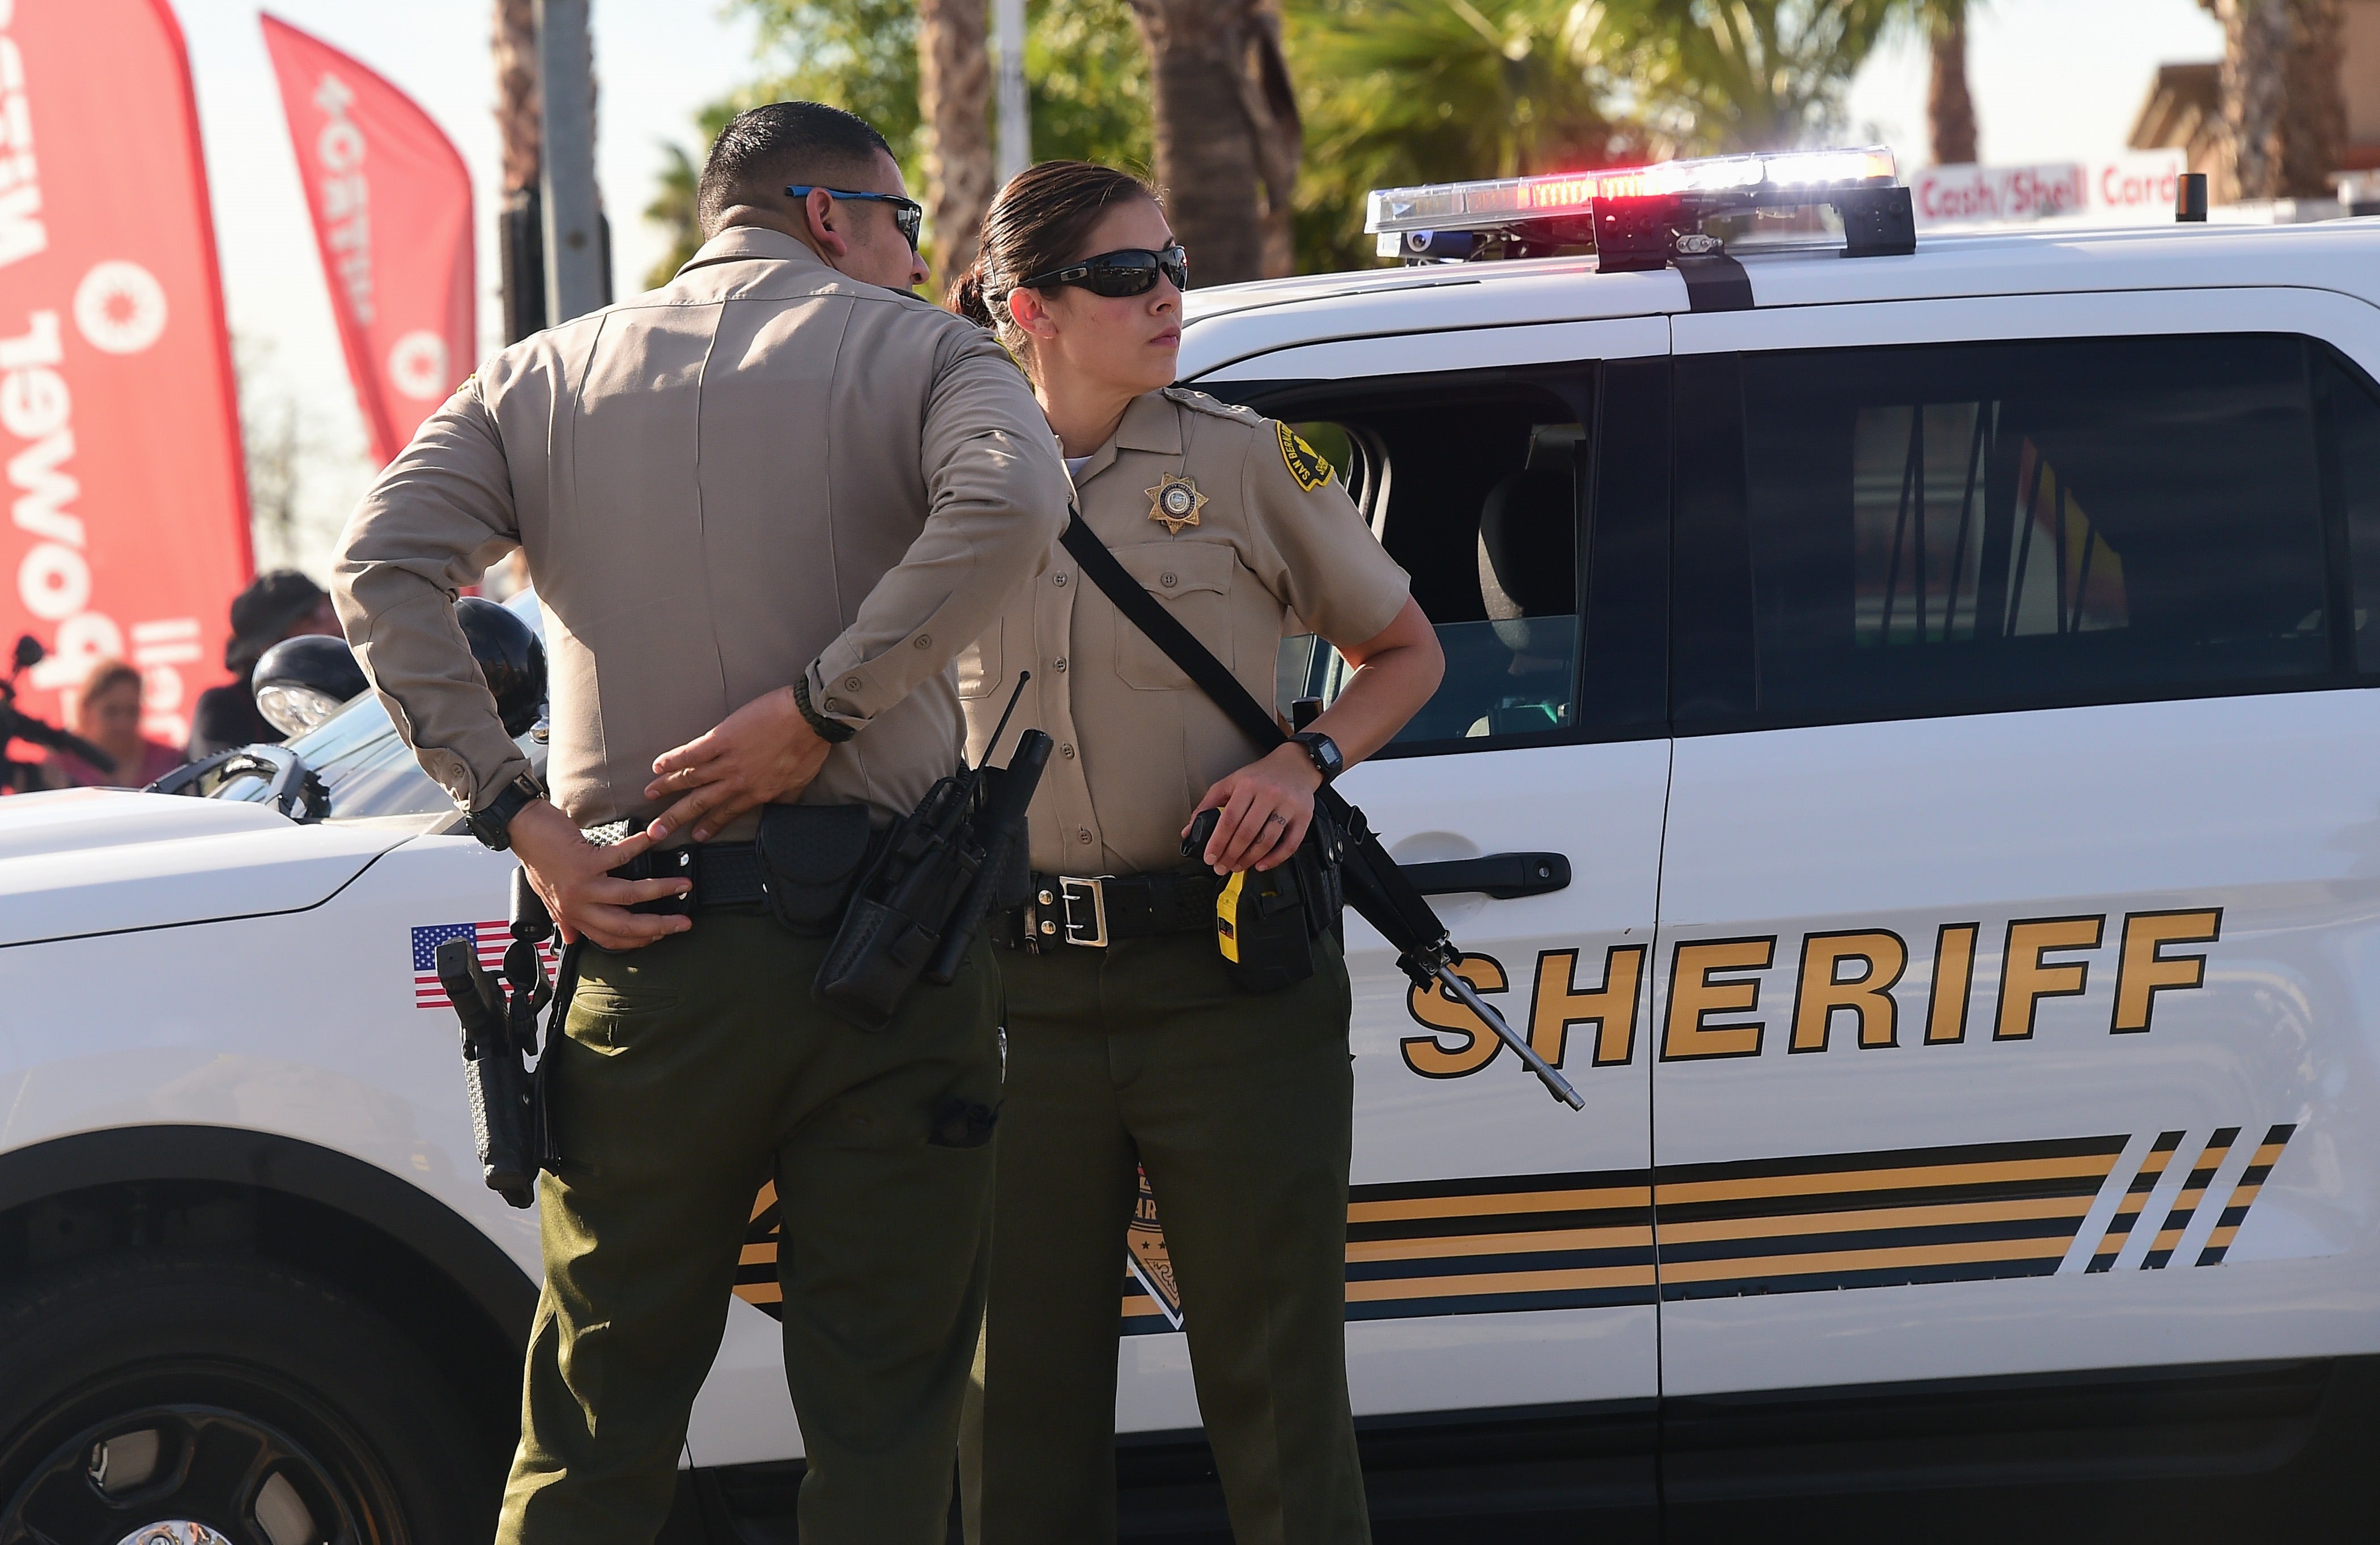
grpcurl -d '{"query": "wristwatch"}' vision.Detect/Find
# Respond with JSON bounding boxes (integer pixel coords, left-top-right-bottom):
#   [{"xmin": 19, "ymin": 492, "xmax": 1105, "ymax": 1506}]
[
  {"xmin": 1290, "ymin": 731, "xmax": 1344, "ymax": 784},
  {"xmin": 464, "ymin": 772, "xmax": 546, "ymax": 851}
]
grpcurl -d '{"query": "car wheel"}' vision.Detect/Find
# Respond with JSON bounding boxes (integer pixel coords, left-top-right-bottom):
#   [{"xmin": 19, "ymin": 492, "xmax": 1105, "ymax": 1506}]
[{"xmin": 0, "ymin": 1252, "xmax": 503, "ymax": 1545}]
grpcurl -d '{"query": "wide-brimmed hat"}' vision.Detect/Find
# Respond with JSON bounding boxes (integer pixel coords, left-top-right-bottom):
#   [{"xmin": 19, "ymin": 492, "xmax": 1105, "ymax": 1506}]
[{"xmin": 225, "ymin": 569, "xmax": 328, "ymax": 674}]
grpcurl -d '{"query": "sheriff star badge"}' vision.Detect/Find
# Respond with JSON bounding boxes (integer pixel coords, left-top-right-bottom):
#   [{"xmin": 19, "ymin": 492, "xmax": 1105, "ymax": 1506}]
[{"xmin": 1146, "ymin": 473, "xmax": 1208, "ymax": 535}]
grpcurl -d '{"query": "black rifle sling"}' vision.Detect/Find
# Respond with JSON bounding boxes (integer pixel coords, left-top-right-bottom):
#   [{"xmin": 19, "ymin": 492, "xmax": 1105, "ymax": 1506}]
[
  {"xmin": 1061, "ymin": 512, "xmax": 1285, "ymax": 750},
  {"xmin": 1059, "ymin": 511, "xmax": 1455, "ymax": 965}
]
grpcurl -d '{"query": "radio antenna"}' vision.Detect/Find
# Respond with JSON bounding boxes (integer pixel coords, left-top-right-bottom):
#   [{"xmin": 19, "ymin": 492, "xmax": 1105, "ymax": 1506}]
[{"xmin": 975, "ymin": 670, "xmax": 1032, "ymax": 768}]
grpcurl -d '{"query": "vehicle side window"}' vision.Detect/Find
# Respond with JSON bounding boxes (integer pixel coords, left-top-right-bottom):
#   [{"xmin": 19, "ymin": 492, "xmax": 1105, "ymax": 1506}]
[
  {"xmin": 1674, "ymin": 335, "xmax": 2335, "ymax": 730},
  {"xmin": 1272, "ymin": 377, "xmax": 1595, "ymax": 751},
  {"xmin": 2326, "ymin": 350, "xmax": 2380, "ymax": 674}
]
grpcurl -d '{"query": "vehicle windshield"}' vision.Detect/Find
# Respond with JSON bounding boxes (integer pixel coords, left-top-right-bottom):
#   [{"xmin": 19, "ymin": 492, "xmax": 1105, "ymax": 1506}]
[{"xmin": 207, "ymin": 589, "xmax": 547, "ymax": 822}]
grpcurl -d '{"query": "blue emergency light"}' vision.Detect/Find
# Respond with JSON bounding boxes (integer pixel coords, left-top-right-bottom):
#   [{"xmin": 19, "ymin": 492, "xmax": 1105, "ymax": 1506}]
[{"xmin": 1365, "ymin": 147, "xmax": 1914, "ymax": 271}]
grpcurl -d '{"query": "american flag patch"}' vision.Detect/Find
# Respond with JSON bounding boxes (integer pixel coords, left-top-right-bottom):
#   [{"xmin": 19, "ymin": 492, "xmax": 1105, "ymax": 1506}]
[{"xmin": 410, "ymin": 921, "xmax": 556, "ymax": 1011}]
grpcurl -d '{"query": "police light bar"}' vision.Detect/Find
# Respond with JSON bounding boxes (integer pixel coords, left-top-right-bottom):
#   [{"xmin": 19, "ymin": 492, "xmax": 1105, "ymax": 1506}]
[{"xmin": 1365, "ymin": 147, "xmax": 1912, "ymax": 270}]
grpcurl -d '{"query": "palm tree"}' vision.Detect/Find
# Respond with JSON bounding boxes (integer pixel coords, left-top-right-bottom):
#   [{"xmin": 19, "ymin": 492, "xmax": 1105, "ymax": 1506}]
[
  {"xmin": 919, "ymin": 0, "xmax": 995, "ymax": 293},
  {"xmin": 1129, "ymin": 0, "xmax": 1302, "ymax": 283},
  {"xmin": 1898, "ymin": 0, "xmax": 1977, "ymax": 164},
  {"xmin": 2202, "ymin": 0, "xmax": 2344, "ymax": 200},
  {"xmin": 2277, "ymin": 0, "xmax": 2345, "ymax": 198},
  {"xmin": 1289, "ymin": 0, "xmax": 1632, "ymax": 272}
]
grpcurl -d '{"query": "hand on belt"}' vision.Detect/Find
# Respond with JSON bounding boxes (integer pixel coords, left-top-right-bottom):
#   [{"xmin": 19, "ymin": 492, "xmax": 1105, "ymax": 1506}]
[
  {"xmin": 601, "ymin": 839, "xmax": 771, "ymax": 911},
  {"xmin": 1015, "ymin": 869, "xmax": 1222, "ymax": 950}
]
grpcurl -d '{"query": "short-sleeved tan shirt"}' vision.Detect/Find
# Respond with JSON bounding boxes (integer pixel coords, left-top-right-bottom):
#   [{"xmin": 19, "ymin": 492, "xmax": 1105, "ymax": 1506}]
[{"xmin": 960, "ymin": 388, "xmax": 1410, "ymax": 875}]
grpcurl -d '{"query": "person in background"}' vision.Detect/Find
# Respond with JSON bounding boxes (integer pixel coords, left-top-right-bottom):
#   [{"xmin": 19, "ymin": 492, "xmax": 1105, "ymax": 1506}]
[
  {"xmin": 41, "ymin": 658, "xmax": 185, "ymax": 788},
  {"xmin": 188, "ymin": 570, "xmax": 344, "ymax": 758}
]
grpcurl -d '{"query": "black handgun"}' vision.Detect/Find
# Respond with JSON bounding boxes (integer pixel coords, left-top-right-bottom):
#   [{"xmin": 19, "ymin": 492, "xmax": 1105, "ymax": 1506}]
[{"xmin": 437, "ymin": 868, "xmax": 557, "ymax": 1206}]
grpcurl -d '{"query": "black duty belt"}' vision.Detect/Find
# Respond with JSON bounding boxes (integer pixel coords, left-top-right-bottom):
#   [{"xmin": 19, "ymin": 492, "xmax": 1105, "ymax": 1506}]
[
  {"xmin": 608, "ymin": 840, "xmax": 771, "ymax": 910},
  {"xmin": 1010, "ymin": 868, "xmax": 1221, "ymax": 950}
]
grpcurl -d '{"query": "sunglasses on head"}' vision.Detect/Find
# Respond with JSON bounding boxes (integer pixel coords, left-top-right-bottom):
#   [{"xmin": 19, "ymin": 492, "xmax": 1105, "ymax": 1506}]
[
  {"xmin": 784, "ymin": 185, "xmax": 925, "ymax": 250},
  {"xmin": 1018, "ymin": 244, "xmax": 1188, "ymax": 298}
]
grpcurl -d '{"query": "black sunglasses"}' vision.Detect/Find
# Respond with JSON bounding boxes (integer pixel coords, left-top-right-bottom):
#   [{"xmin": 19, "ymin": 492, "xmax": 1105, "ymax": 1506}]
[
  {"xmin": 1018, "ymin": 244, "xmax": 1188, "ymax": 298},
  {"xmin": 784, "ymin": 185, "xmax": 924, "ymax": 250}
]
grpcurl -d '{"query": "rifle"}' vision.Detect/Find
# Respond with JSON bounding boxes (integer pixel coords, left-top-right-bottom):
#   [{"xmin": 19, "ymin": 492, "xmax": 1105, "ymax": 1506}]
[{"xmin": 1061, "ymin": 513, "xmax": 1584, "ymax": 1110}]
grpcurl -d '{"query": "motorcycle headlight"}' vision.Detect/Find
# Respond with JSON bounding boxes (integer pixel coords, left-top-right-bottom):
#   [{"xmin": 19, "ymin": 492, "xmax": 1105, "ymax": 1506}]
[
  {"xmin": 255, "ymin": 680, "xmax": 347, "ymax": 738},
  {"xmin": 252, "ymin": 633, "xmax": 368, "ymax": 739}
]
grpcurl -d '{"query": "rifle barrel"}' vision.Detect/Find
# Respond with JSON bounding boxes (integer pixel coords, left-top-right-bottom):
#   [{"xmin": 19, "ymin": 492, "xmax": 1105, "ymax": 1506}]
[{"xmin": 1435, "ymin": 964, "xmax": 1586, "ymax": 1109}]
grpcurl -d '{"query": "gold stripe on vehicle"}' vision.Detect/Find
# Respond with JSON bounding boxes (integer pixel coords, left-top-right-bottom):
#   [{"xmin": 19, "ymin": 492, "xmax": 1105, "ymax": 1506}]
[
  {"xmin": 1655, "ymin": 1192, "xmax": 2094, "ymax": 1245},
  {"xmin": 1659, "ymin": 1235, "xmax": 2069, "ymax": 1286},
  {"xmin": 1655, "ymin": 1153, "xmax": 2115, "ymax": 1207},
  {"xmin": 1346, "ymin": 1223, "xmax": 1654, "ymax": 1263}
]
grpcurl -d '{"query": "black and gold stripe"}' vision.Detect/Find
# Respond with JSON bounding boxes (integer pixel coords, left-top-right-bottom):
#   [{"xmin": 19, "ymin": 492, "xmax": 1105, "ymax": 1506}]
[
  {"xmin": 1652, "ymin": 1134, "xmax": 2126, "ymax": 1300},
  {"xmin": 1126, "ymin": 1169, "xmax": 1659, "ymax": 1335},
  {"xmin": 736, "ymin": 1123, "xmax": 2292, "ymax": 1332},
  {"xmin": 2141, "ymin": 1127, "xmax": 2238, "ymax": 1270},
  {"xmin": 2194, "ymin": 1123, "xmax": 2296, "ymax": 1267},
  {"xmin": 733, "ymin": 1182, "xmax": 784, "ymax": 1313},
  {"xmin": 2086, "ymin": 1130, "xmax": 2184, "ymax": 1273}
]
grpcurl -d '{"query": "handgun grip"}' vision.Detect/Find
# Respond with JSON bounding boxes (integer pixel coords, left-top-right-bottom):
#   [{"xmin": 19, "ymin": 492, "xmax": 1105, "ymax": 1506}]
[
  {"xmin": 511, "ymin": 866, "xmax": 554, "ymax": 942},
  {"xmin": 437, "ymin": 938, "xmax": 505, "ymax": 1049}
]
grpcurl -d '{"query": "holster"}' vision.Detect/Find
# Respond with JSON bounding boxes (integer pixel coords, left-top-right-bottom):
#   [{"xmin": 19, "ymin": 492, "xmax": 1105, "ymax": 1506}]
[
  {"xmin": 757, "ymin": 803, "xmax": 879, "ymax": 935},
  {"xmin": 1210, "ymin": 806, "xmax": 1345, "ymax": 994}
]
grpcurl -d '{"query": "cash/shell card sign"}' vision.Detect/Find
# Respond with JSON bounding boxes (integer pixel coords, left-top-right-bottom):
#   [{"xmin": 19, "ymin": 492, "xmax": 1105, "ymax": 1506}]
[
  {"xmin": 0, "ymin": 0, "xmax": 250, "ymax": 749},
  {"xmin": 1912, "ymin": 151, "xmax": 2188, "ymax": 229}
]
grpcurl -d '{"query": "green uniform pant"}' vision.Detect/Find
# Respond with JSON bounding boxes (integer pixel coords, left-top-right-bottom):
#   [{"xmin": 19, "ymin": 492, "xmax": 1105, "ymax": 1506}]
[
  {"xmin": 498, "ymin": 910, "xmax": 1002, "ymax": 1545},
  {"xmin": 975, "ymin": 929, "xmax": 1370, "ymax": 1545}
]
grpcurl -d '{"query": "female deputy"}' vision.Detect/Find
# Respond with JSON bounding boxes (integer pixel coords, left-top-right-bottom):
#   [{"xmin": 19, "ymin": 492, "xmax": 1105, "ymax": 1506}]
[{"xmin": 949, "ymin": 161, "xmax": 1443, "ymax": 1544}]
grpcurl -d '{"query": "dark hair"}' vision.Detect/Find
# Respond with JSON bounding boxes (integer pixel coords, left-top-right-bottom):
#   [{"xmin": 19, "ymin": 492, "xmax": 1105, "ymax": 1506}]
[
  {"xmin": 698, "ymin": 102, "xmax": 895, "ymax": 237},
  {"xmin": 78, "ymin": 657, "xmax": 141, "ymax": 705},
  {"xmin": 948, "ymin": 160, "xmax": 1158, "ymax": 356}
]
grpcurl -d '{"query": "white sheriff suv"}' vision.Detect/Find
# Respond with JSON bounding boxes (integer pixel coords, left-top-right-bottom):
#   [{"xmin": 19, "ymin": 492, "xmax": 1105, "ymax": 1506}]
[{"xmin": 5, "ymin": 149, "xmax": 2380, "ymax": 1543}]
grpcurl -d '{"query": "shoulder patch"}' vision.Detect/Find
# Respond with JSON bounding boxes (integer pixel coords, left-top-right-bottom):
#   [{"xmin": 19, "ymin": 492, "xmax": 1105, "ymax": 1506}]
[{"xmin": 1276, "ymin": 422, "xmax": 1334, "ymax": 492}]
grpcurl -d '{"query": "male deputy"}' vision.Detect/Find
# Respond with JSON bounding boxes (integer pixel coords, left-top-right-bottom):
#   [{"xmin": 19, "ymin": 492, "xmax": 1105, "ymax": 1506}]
[{"xmin": 333, "ymin": 103, "xmax": 1070, "ymax": 1543}]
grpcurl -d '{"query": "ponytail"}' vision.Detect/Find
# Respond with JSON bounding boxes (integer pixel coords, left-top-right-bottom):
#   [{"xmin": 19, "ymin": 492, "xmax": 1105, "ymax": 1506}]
[{"xmin": 947, "ymin": 262, "xmax": 997, "ymax": 329}]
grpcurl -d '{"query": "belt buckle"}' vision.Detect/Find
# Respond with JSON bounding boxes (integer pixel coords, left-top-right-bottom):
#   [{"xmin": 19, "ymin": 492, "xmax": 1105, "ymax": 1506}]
[{"xmin": 1057, "ymin": 875, "xmax": 1109, "ymax": 948}]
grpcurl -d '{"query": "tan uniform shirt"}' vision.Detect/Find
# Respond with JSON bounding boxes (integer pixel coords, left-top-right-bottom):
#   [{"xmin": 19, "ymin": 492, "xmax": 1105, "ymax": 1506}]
[
  {"xmin": 961, "ymin": 388, "xmax": 1410, "ymax": 875},
  {"xmin": 334, "ymin": 228, "xmax": 1071, "ymax": 838}
]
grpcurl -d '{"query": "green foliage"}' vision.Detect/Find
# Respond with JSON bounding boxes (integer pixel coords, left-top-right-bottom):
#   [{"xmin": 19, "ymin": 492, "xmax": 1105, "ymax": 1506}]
[
  {"xmin": 1025, "ymin": 0, "xmax": 1152, "ymax": 174},
  {"xmin": 652, "ymin": 0, "xmax": 1905, "ymax": 286},
  {"xmin": 1612, "ymin": 0, "xmax": 1899, "ymax": 153},
  {"xmin": 734, "ymin": 0, "xmax": 926, "ymax": 164},
  {"xmin": 1287, "ymin": 0, "xmax": 1644, "ymax": 274},
  {"xmin": 1289, "ymin": 0, "xmax": 1901, "ymax": 274}
]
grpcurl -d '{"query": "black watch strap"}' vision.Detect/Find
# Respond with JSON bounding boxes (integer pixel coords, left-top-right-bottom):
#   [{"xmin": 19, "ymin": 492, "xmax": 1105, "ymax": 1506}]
[
  {"xmin": 793, "ymin": 674, "xmax": 856, "ymax": 744},
  {"xmin": 465, "ymin": 773, "xmax": 545, "ymax": 850},
  {"xmin": 1291, "ymin": 731, "xmax": 1344, "ymax": 784}
]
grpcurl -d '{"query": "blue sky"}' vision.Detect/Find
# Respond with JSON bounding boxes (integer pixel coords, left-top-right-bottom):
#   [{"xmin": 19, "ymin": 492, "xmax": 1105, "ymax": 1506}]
[{"xmin": 168, "ymin": 0, "xmax": 2226, "ymax": 571}]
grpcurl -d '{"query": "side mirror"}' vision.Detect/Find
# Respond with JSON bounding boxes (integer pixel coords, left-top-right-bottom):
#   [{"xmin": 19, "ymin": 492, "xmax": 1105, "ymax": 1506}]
[
  {"xmin": 11, "ymin": 633, "xmax": 41, "ymax": 673},
  {"xmin": 253, "ymin": 634, "xmax": 368, "ymax": 738}
]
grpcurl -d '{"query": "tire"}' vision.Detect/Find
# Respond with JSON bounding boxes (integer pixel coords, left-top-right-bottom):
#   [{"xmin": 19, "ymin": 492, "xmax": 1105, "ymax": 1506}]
[{"xmin": 0, "ymin": 1252, "xmax": 504, "ymax": 1545}]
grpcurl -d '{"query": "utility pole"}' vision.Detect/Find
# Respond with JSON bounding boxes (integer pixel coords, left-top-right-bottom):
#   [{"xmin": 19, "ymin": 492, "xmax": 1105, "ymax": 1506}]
[
  {"xmin": 994, "ymin": 0, "xmax": 1029, "ymax": 187},
  {"xmin": 534, "ymin": 0, "xmax": 606, "ymax": 324}
]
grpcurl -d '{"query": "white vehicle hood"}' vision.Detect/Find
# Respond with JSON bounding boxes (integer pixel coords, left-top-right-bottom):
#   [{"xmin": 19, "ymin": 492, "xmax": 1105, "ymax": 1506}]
[{"xmin": 0, "ymin": 789, "xmax": 411, "ymax": 947}]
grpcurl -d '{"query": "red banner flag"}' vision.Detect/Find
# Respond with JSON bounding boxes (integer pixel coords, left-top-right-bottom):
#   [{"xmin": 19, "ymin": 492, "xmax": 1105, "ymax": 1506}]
[
  {"xmin": 0, "ymin": 0, "xmax": 252, "ymax": 752},
  {"xmin": 261, "ymin": 14, "xmax": 474, "ymax": 467}
]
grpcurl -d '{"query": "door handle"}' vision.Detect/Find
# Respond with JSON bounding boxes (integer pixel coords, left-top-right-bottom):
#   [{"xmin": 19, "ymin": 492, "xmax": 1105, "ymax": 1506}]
[{"xmin": 1404, "ymin": 852, "xmax": 1571, "ymax": 899}]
